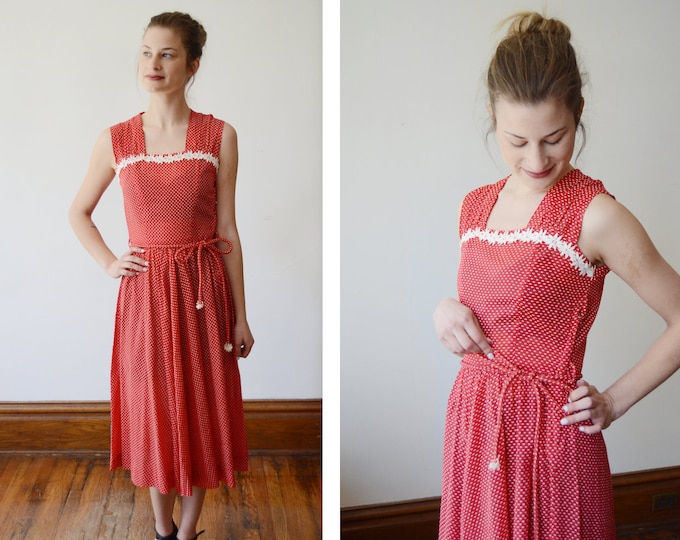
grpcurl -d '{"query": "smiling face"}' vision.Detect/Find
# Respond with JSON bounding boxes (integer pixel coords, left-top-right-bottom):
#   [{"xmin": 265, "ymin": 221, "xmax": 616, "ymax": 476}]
[
  {"xmin": 491, "ymin": 97, "xmax": 580, "ymax": 189},
  {"xmin": 139, "ymin": 26, "xmax": 198, "ymax": 96}
]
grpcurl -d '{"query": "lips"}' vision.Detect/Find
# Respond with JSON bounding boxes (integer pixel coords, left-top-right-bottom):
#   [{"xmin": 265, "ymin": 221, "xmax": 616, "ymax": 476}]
[
  {"xmin": 523, "ymin": 167, "xmax": 553, "ymax": 179},
  {"xmin": 146, "ymin": 75, "xmax": 164, "ymax": 81}
]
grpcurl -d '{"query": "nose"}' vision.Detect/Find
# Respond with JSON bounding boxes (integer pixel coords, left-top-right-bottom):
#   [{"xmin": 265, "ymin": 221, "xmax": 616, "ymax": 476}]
[
  {"xmin": 147, "ymin": 54, "xmax": 161, "ymax": 70},
  {"xmin": 525, "ymin": 144, "xmax": 548, "ymax": 172}
]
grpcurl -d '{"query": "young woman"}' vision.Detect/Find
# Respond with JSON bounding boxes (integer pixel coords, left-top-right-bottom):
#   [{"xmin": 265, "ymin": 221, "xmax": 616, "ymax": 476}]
[
  {"xmin": 433, "ymin": 12, "xmax": 680, "ymax": 539},
  {"xmin": 69, "ymin": 12, "xmax": 254, "ymax": 540}
]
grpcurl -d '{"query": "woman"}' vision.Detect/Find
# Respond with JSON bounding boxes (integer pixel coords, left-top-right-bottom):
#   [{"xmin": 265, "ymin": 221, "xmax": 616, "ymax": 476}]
[
  {"xmin": 69, "ymin": 12, "xmax": 254, "ymax": 540},
  {"xmin": 433, "ymin": 12, "xmax": 680, "ymax": 539}
]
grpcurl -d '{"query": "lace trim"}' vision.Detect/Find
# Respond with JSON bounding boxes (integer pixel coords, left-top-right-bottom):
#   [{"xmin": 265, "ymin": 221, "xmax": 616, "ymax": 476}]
[
  {"xmin": 460, "ymin": 227, "xmax": 595, "ymax": 278},
  {"xmin": 115, "ymin": 151, "xmax": 219, "ymax": 175}
]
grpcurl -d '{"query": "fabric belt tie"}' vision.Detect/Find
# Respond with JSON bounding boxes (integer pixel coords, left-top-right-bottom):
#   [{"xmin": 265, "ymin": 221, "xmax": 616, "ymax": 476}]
[
  {"xmin": 462, "ymin": 354, "xmax": 575, "ymax": 529},
  {"xmin": 138, "ymin": 237, "xmax": 233, "ymax": 310}
]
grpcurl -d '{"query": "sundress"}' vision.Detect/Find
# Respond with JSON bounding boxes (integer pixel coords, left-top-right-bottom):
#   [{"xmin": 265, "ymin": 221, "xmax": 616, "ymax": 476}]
[
  {"xmin": 439, "ymin": 169, "xmax": 616, "ymax": 539},
  {"xmin": 109, "ymin": 110, "xmax": 248, "ymax": 497}
]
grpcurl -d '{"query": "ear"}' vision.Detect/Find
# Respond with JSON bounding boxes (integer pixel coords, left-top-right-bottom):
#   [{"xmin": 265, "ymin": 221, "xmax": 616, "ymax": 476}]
[
  {"xmin": 188, "ymin": 58, "xmax": 201, "ymax": 79},
  {"xmin": 487, "ymin": 103, "xmax": 496, "ymax": 125},
  {"xmin": 578, "ymin": 98, "xmax": 585, "ymax": 122}
]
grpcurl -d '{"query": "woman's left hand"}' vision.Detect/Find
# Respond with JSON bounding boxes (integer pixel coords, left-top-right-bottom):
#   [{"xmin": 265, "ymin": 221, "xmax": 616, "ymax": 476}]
[
  {"xmin": 232, "ymin": 320, "xmax": 255, "ymax": 358},
  {"xmin": 560, "ymin": 380, "xmax": 617, "ymax": 434}
]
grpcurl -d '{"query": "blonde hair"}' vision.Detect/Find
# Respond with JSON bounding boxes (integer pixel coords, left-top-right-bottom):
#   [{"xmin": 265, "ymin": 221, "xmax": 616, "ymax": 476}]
[{"xmin": 487, "ymin": 12, "xmax": 585, "ymax": 133}]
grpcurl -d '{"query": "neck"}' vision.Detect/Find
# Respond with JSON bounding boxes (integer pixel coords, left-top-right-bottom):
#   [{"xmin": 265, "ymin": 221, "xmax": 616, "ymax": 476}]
[{"xmin": 144, "ymin": 95, "xmax": 191, "ymax": 129}]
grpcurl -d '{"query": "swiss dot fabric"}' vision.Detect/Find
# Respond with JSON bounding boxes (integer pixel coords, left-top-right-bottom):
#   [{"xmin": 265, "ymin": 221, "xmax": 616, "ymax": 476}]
[
  {"xmin": 439, "ymin": 170, "xmax": 616, "ymax": 539},
  {"xmin": 109, "ymin": 111, "xmax": 248, "ymax": 497}
]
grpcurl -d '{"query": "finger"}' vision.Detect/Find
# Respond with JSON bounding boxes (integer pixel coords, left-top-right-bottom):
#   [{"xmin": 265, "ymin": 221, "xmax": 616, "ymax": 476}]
[
  {"xmin": 439, "ymin": 333, "xmax": 466, "ymax": 356},
  {"xmin": 564, "ymin": 395, "xmax": 594, "ymax": 415},
  {"xmin": 560, "ymin": 409, "xmax": 592, "ymax": 426},
  {"xmin": 578, "ymin": 423, "xmax": 604, "ymax": 435},
  {"xmin": 464, "ymin": 324, "xmax": 494, "ymax": 359},
  {"xmin": 567, "ymin": 383, "xmax": 591, "ymax": 404},
  {"xmin": 450, "ymin": 329, "xmax": 484, "ymax": 355}
]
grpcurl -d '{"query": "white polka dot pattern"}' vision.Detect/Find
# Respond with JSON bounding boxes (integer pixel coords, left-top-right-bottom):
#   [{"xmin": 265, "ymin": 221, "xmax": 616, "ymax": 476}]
[
  {"xmin": 108, "ymin": 111, "xmax": 248, "ymax": 497},
  {"xmin": 439, "ymin": 170, "xmax": 616, "ymax": 539}
]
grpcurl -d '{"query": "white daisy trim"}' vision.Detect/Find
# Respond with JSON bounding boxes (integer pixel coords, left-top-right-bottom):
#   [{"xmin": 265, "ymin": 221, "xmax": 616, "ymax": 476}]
[
  {"xmin": 115, "ymin": 151, "xmax": 219, "ymax": 175},
  {"xmin": 461, "ymin": 227, "xmax": 595, "ymax": 278}
]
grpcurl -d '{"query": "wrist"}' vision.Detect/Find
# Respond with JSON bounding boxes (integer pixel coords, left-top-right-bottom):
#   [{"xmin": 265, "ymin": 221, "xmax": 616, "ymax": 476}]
[{"xmin": 602, "ymin": 391, "xmax": 619, "ymax": 426}]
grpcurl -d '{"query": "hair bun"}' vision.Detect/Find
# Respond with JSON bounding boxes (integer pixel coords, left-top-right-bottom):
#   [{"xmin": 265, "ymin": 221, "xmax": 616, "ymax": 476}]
[{"xmin": 502, "ymin": 11, "xmax": 571, "ymax": 41}]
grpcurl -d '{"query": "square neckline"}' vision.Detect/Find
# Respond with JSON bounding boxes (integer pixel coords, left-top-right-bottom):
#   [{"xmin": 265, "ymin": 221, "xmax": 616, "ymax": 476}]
[
  {"xmin": 138, "ymin": 109, "xmax": 194, "ymax": 157},
  {"xmin": 482, "ymin": 169, "xmax": 577, "ymax": 233}
]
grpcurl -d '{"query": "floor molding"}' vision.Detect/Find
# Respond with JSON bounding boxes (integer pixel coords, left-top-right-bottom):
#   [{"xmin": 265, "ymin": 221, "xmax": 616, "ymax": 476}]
[
  {"xmin": 341, "ymin": 466, "xmax": 680, "ymax": 539},
  {"xmin": 0, "ymin": 399, "xmax": 321, "ymax": 456}
]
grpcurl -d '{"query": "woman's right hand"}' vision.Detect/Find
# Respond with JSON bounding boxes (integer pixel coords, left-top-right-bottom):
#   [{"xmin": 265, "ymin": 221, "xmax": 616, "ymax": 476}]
[
  {"xmin": 106, "ymin": 247, "xmax": 148, "ymax": 278},
  {"xmin": 433, "ymin": 297, "xmax": 494, "ymax": 359}
]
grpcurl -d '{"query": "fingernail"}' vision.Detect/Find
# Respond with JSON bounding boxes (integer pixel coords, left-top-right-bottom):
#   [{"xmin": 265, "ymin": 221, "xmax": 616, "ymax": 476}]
[
  {"xmin": 562, "ymin": 405, "xmax": 569, "ymax": 413},
  {"xmin": 578, "ymin": 426, "xmax": 585, "ymax": 432},
  {"xmin": 487, "ymin": 353, "xmax": 495, "ymax": 360},
  {"xmin": 560, "ymin": 418, "xmax": 568, "ymax": 426}
]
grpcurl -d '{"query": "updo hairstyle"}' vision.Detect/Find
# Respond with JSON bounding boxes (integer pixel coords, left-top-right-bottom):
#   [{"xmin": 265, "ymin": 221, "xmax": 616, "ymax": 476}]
[
  {"xmin": 487, "ymin": 12, "xmax": 585, "ymax": 136},
  {"xmin": 147, "ymin": 12, "xmax": 207, "ymax": 73}
]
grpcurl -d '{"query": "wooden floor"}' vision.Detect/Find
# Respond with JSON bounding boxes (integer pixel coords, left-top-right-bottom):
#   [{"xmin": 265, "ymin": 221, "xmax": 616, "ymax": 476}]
[{"xmin": 0, "ymin": 454, "xmax": 321, "ymax": 540}]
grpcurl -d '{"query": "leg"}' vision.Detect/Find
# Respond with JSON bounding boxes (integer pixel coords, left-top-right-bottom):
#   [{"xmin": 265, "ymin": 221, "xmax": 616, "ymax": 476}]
[
  {"xmin": 150, "ymin": 487, "xmax": 177, "ymax": 537},
  {"xmin": 177, "ymin": 486, "xmax": 207, "ymax": 540}
]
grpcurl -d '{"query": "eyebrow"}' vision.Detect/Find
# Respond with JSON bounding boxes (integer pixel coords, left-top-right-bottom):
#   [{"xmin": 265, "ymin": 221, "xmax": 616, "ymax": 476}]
[
  {"xmin": 504, "ymin": 126, "xmax": 567, "ymax": 139},
  {"xmin": 142, "ymin": 45, "xmax": 179, "ymax": 51}
]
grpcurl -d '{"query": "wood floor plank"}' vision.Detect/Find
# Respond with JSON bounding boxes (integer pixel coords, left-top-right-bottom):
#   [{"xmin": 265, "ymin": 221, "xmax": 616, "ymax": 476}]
[
  {"xmin": 0, "ymin": 454, "xmax": 320, "ymax": 540},
  {"xmin": 262, "ymin": 456, "xmax": 291, "ymax": 539},
  {"xmin": 22, "ymin": 456, "xmax": 76, "ymax": 540},
  {"xmin": 1, "ymin": 457, "xmax": 43, "ymax": 537}
]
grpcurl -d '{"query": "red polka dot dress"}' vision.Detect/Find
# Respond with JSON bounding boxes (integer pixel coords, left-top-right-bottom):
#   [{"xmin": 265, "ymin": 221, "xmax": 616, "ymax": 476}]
[
  {"xmin": 439, "ymin": 170, "xmax": 616, "ymax": 539},
  {"xmin": 108, "ymin": 110, "xmax": 248, "ymax": 497}
]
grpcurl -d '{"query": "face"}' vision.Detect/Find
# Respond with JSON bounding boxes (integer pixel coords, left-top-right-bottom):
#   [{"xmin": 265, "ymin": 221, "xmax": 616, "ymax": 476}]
[
  {"xmin": 491, "ymin": 97, "xmax": 579, "ymax": 188},
  {"xmin": 139, "ymin": 26, "xmax": 197, "ymax": 95}
]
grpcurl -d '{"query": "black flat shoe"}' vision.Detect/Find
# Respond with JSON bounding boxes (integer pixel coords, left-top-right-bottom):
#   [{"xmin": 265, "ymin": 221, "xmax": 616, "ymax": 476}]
[{"xmin": 155, "ymin": 521, "xmax": 178, "ymax": 540}]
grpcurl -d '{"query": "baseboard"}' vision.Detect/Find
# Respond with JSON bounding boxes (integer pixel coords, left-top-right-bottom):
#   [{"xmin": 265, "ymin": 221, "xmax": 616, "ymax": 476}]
[
  {"xmin": 0, "ymin": 399, "xmax": 321, "ymax": 456},
  {"xmin": 340, "ymin": 466, "xmax": 680, "ymax": 539},
  {"xmin": 341, "ymin": 497, "xmax": 440, "ymax": 540}
]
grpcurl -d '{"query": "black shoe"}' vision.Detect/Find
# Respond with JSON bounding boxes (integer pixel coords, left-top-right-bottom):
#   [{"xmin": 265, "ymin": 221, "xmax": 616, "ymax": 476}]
[{"xmin": 155, "ymin": 521, "xmax": 178, "ymax": 540}]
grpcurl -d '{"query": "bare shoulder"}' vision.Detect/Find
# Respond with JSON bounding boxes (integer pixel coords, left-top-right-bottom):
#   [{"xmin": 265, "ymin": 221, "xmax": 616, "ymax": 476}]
[
  {"xmin": 89, "ymin": 127, "xmax": 116, "ymax": 173},
  {"xmin": 580, "ymin": 193, "xmax": 654, "ymax": 268},
  {"xmin": 222, "ymin": 120, "xmax": 237, "ymax": 138}
]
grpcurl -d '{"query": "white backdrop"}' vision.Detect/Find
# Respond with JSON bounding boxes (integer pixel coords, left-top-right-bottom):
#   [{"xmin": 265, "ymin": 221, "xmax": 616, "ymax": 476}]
[
  {"xmin": 0, "ymin": 0, "xmax": 321, "ymax": 400},
  {"xmin": 342, "ymin": 0, "xmax": 680, "ymax": 506}
]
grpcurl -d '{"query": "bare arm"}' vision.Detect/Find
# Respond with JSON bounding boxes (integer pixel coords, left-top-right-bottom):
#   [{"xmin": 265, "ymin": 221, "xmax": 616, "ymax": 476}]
[
  {"xmin": 433, "ymin": 200, "xmax": 494, "ymax": 359},
  {"xmin": 215, "ymin": 124, "xmax": 254, "ymax": 358},
  {"xmin": 68, "ymin": 129, "xmax": 148, "ymax": 278},
  {"xmin": 562, "ymin": 193, "xmax": 680, "ymax": 433}
]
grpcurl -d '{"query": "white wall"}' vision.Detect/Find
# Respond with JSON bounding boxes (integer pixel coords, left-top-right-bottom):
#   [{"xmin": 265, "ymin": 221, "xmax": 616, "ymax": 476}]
[
  {"xmin": 342, "ymin": 0, "xmax": 680, "ymax": 506},
  {"xmin": 0, "ymin": 0, "xmax": 321, "ymax": 400}
]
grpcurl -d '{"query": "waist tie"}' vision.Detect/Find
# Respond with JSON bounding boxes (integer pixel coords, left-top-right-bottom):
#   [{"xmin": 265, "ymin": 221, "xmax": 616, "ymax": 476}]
[
  {"xmin": 138, "ymin": 237, "xmax": 233, "ymax": 310},
  {"xmin": 462, "ymin": 354, "xmax": 576, "ymax": 470}
]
